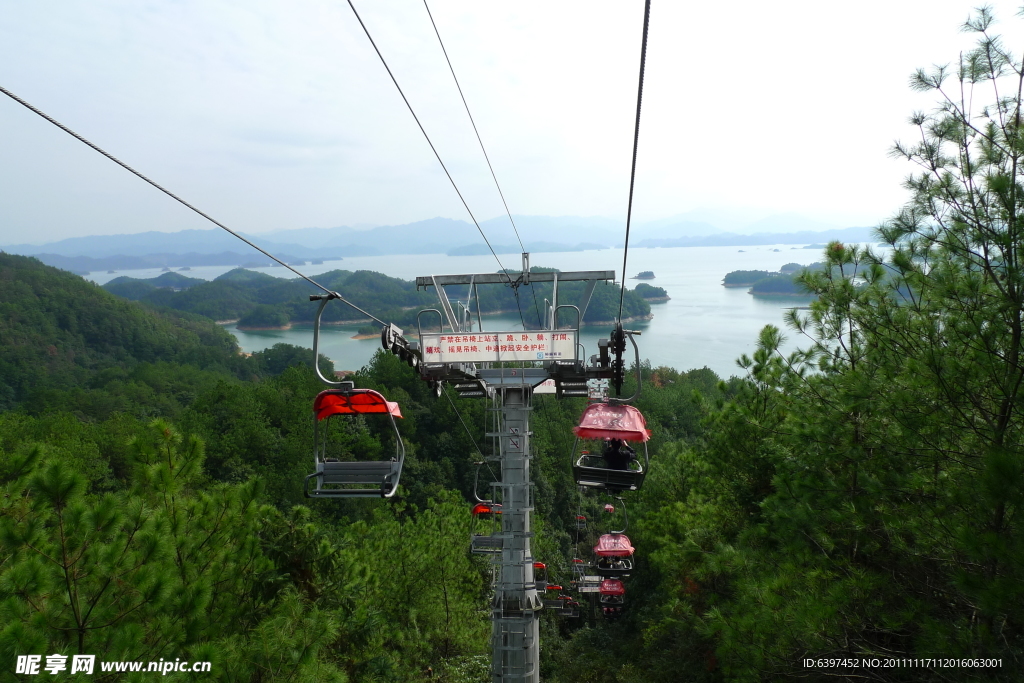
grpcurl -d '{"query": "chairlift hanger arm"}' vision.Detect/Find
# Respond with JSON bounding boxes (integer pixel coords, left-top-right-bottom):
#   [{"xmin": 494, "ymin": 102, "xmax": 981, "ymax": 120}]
[
  {"xmin": 611, "ymin": 327, "xmax": 643, "ymax": 402},
  {"xmin": 612, "ymin": 496, "xmax": 628, "ymax": 535}
]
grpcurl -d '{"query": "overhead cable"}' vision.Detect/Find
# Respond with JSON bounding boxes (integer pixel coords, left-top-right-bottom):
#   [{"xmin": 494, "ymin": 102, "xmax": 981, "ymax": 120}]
[
  {"xmin": 442, "ymin": 386, "xmax": 488, "ymax": 463},
  {"xmin": 421, "ymin": 0, "xmax": 543, "ymax": 329},
  {"xmin": 423, "ymin": 0, "xmax": 548, "ymax": 331},
  {"xmin": 344, "ymin": 1, "xmax": 513, "ymax": 283},
  {"xmin": 0, "ymin": 84, "xmax": 387, "ymax": 327},
  {"xmin": 422, "ymin": 0, "xmax": 524, "ymax": 253},
  {"xmin": 617, "ymin": 0, "xmax": 652, "ymax": 323}
]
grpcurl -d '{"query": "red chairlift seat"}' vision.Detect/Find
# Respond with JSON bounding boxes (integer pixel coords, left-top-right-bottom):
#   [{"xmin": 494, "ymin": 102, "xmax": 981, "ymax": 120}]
[
  {"xmin": 572, "ymin": 403, "xmax": 651, "ymax": 493},
  {"xmin": 599, "ymin": 579, "xmax": 625, "ymax": 596},
  {"xmin": 305, "ymin": 388, "xmax": 406, "ymax": 499},
  {"xmin": 471, "ymin": 502, "xmax": 502, "ymax": 517},
  {"xmin": 313, "ymin": 390, "xmax": 403, "ymax": 420}
]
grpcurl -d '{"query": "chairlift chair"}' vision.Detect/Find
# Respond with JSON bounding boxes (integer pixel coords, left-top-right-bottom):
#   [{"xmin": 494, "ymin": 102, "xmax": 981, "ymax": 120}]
[
  {"xmin": 556, "ymin": 595, "xmax": 579, "ymax": 618},
  {"xmin": 599, "ymin": 578, "xmax": 626, "ymax": 617},
  {"xmin": 596, "ymin": 555, "xmax": 633, "ymax": 578},
  {"xmin": 304, "ymin": 386, "xmax": 405, "ymax": 499},
  {"xmin": 470, "ymin": 462, "xmax": 503, "ymax": 554},
  {"xmin": 593, "ymin": 499, "xmax": 634, "ymax": 577},
  {"xmin": 572, "ymin": 402, "xmax": 651, "ymax": 493},
  {"xmin": 533, "ymin": 562, "xmax": 548, "ymax": 592},
  {"xmin": 470, "ymin": 503, "xmax": 503, "ymax": 555}
]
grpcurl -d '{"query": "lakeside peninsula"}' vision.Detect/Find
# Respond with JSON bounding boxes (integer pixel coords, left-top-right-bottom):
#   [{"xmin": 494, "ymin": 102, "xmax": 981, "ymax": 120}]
[{"xmin": 722, "ymin": 263, "xmax": 823, "ymax": 297}]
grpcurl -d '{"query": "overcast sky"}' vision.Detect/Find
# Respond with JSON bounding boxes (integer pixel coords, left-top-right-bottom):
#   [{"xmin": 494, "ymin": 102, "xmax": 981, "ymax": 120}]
[{"xmin": 3, "ymin": 0, "xmax": 1024, "ymax": 245}]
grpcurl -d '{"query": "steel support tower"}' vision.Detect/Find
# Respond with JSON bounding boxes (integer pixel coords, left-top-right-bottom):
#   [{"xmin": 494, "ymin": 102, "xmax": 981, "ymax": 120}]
[
  {"xmin": 490, "ymin": 385, "xmax": 541, "ymax": 681},
  {"xmin": 383, "ymin": 258, "xmax": 618, "ymax": 682}
]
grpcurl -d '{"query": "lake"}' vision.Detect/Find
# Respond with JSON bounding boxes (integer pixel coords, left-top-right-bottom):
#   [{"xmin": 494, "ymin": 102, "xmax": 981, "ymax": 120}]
[{"xmin": 88, "ymin": 243, "xmax": 886, "ymax": 379}]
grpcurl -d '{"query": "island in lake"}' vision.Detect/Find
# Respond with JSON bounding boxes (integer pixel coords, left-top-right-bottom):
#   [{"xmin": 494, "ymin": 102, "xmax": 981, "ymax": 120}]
[
  {"xmin": 722, "ymin": 263, "xmax": 824, "ymax": 297},
  {"xmin": 634, "ymin": 283, "xmax": 670, "ymax": 302},
  {"xmin": 631, "ymin": 270, "xmax": 655, "ymax": 279},
  {"xmin": 100, "ymin": 265, "xmax": 654, "ymax": 331}
]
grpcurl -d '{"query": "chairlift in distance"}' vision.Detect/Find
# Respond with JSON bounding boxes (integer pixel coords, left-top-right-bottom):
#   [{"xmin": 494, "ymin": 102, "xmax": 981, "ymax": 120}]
[
  {"xmin": 556, "ymin": 594, "xmax": 579, "ymax": 618},
  {"xmin": 599, "ymin": 578, "xmax": 626, "ymax": 617},
  {"xmin": 304, "ymin": 294, "xmax": 407, "ymax": 499},
  {"xmin": 533, "ymin": 562, "xmax": 548, "ymax": 592},
  {"xmin": 470, "ymin": 461, "xmax": 503, "ymax": 554},
  {"xmin": 570, "ymin": 557, "xmax": 594, "ymax": 586},
  {"xmin": 594, "ymin": 497, "xmax": 634, "ymax": 578}
]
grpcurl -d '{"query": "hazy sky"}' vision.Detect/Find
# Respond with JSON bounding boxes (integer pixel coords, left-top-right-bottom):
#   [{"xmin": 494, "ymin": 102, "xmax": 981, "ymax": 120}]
[{"xmin": 3, "ymin": 0, "xmax": 1024, "ymax": 245}]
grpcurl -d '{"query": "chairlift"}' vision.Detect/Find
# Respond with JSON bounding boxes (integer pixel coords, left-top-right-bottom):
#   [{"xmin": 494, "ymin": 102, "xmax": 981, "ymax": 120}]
[
  {"xmin": 305, "ymin": 294, "xmax": 406, "ymax": 499},
  {"xmin": 576, "ymin": 514, "xmax": 587, "ymax": 531},
  {"xmin": 556, "ymin": 594, "xmax": 579, "ymax": 618},
  {"xmin": 594, "ymin": 497, "xmax": 634, "ymax": 577},
  {"xmin": 572, "ymin": 402, "xmax": 651, "ymax": 493},
  {"xmin": 599, "ymin": 578, "xmax": 626, "ymax": 617},
  {"xmin": 304, "ymin": 385, "xmax": 405, "ymax": 499},
  {"xmin": 534, "ymin": 562, "xmax": 548, "ymax": 592},
  {"xmin": 470, "ymin": 461, "xmax": 503, "ymax": 554}
]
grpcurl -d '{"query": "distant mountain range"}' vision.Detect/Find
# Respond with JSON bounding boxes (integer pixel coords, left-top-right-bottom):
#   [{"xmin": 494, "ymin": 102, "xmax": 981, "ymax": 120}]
[
  {"xmin": 1, "ymin": 213, "xmax": 875, "ymax": 273},
  {"xmin": 633, "ymin": 226, "xmax": 874, "ymax": 249},
  {"xmin": 26, "ymin": 251, "xmax": 327, "ymax": 276}
]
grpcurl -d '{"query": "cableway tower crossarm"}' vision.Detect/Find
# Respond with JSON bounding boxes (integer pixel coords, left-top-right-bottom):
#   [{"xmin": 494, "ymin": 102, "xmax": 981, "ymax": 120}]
[{"xmin": 416, "ymin": 271, "xmax": 614, "ymax": 288}]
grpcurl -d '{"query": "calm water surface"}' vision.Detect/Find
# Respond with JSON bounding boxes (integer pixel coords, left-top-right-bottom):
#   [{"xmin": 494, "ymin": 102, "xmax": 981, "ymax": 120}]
[{"xmin": 89, "ymin": 244, "xmax": 886, "ymax": 379}]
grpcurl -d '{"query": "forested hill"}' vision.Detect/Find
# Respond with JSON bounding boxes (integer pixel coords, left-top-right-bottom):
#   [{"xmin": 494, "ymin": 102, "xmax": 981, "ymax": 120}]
[
  {"xmin": 101, "ymin": 266, "xmax": 652, "ymax": 330},
  {"xmin": 0, "ymin": 254, "xmax": 321, "ymax": 417}
]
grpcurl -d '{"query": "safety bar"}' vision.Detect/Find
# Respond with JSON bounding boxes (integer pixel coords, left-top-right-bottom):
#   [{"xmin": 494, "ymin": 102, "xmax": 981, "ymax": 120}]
[
  {"xmin": 553, "ymin": 304, "xmax": 581, "ymax": 331},
  {"xmin": 417, "ymin": 308, "xmax": 444, "ymax": 336}
]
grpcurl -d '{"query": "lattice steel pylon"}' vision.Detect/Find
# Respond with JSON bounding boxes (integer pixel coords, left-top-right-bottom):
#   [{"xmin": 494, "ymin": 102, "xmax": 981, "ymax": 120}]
[
  {"xmin": 386, "ymin": 260, "xmax": 620, "ymax": 682},
  {"xmin": 490, "ymin": 385, "xmax": 541, "ymax": 681}
]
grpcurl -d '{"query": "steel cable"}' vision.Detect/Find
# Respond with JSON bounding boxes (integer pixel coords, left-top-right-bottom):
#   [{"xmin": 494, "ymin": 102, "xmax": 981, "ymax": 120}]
[
  {"xmin": 0, "ymin": 84, "xmax": 387, "ymax": 327},
  {"xmin": 617, "ymin": 0, "xmax": 652, "ymax": 323},
  {"xmin": 345, "ymin": 0, "xmax": 528, "ymax": 330}
]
